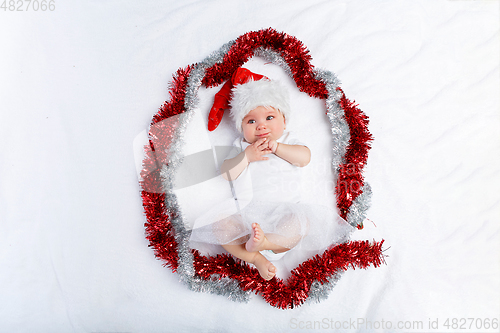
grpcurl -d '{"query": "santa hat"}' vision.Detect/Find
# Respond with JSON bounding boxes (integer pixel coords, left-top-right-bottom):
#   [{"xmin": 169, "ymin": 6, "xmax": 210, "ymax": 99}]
[{"xmin": 207, "ymin": 67, "xmax": 290, "ymax": 132}]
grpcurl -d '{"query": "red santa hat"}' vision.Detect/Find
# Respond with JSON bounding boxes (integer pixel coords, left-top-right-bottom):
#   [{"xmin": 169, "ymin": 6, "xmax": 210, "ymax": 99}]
[{"xmin": 207, "ymin": 67, "xmax": 290, "ymax": 132}]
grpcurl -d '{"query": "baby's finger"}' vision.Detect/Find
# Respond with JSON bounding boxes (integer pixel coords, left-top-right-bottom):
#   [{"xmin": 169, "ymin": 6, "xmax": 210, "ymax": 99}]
[
  {"xmin": 259, "ymin": 142, "xmax": 269, "ymax": 151},
  {"xmin": 256, "ymin": 137, "xmax": 268, "ymax": 146}
]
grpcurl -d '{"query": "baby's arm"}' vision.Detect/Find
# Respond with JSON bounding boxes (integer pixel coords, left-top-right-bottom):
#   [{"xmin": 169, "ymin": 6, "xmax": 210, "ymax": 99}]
[
  {"xmin": 221, "ymin": 137, "xmax": 270, "ymax": 181},
  {"xmin": 269, "ymin": 141, "xmax": 310, "ymax": 167}
]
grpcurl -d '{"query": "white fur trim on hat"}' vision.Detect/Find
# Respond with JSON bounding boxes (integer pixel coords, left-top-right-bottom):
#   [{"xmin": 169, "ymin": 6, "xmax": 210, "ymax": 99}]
[{"xmin": 229, "ymin": 79, "xmax": 290, "ymax": 132}]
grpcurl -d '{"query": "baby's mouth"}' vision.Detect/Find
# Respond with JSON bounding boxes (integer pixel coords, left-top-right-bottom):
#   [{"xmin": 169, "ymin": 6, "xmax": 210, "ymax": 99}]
[{"xmin": 256, "ymin": 132, "xmax": 270, "ymax": 137}]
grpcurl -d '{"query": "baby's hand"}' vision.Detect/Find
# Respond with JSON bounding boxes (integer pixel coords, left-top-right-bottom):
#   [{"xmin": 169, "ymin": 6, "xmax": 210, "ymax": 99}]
[
  {"xmin": 267, "ymin": 139, "xmax": 278, "ymax": 153},
  {"xmin": 245, "ymin": 138, "xmax": 272, "ymax": 163}
]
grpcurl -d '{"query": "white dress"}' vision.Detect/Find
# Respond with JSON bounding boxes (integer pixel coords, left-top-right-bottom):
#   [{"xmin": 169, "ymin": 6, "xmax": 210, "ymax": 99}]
[{"xmin": 189, "ymin": 132, "xmax": 353, "ymax": 252}]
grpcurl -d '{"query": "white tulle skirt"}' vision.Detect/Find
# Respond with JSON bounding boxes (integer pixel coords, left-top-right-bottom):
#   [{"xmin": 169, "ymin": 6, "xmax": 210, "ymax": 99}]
[{"xmin": 189, "ymin": 198, "xmax": 353, "ymax": 252}]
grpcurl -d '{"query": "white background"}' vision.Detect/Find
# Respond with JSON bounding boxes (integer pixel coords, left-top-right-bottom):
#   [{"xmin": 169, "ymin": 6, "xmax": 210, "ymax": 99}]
[{"xmin": 1, "ymin": 1, "xmax": 499, "ymax": 332}]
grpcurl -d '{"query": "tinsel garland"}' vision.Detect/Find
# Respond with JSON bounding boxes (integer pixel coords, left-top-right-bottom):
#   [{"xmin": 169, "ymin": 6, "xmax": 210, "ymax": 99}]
[
  {"xmin": 140, "ymin": 28, "xmax": 384, "ymax": 308},
  {"xmin": 192, "ymin": 240, "xmax": 384, "ymax": 309},
  {"xmin": 335, "ymin": 87, "xmax": 374, "ymax": 226}
]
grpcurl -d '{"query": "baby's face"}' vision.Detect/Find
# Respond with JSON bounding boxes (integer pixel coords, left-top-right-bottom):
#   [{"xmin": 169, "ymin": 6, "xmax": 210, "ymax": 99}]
[{"xmin": 241, "ymin": 106, "xmax": 285, "ymax": 143}]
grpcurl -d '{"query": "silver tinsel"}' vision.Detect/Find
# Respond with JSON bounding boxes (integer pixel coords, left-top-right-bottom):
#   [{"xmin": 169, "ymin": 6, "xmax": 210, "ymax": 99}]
[
  {"xmin": 305, "ymin": 274, "xmax": 342, "ymax": 305},
  {"xmin": 253, "ymin": 47, "xmax": 294, "ymax": 77},
  {"xmin": 314, "ymin": 68, "xmax": 349, "ymax": 168},
  {"xmin": 346, "ymin": 182, "xmax": 372, "ymax": 228},
  {"xmin": 157, "ymin": 39, "xmax": 372, "ymax": 304},
  {"xmin": 314, "ymin": 68, "xmax": 373, "ymax": 229}
]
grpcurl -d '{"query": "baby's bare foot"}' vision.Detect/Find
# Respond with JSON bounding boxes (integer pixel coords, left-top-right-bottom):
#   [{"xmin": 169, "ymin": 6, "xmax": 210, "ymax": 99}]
[
  {"xmin": 252, "ymin": 253, "xmax": 276, "ymax": 280},
  {"xmin": 246, "ymin": 223, "xmax": 266, "ymax": 252}
]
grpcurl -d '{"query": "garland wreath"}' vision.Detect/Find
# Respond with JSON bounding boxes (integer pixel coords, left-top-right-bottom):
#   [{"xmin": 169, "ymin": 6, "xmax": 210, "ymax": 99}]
[{"xmin": 140, "ymin": 28, "xmax": 384, "ymax": 309}]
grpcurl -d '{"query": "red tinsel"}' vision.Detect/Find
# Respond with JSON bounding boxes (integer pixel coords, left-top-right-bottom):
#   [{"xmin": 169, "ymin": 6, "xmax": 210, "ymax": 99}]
[
  {"xmin": 192, "ymin": 240, "xmax": 384, "ymax": 309},
  {"xmin": 141, "ymin": 28, "xmax": 383, "ymax": 308},
  {"xmin": 202, "ymin": 29, "xmax": 328, "ymax": 98},
  {"xmin": 335, "ymin": 87, "xmax": 373, "ymax": 223}
]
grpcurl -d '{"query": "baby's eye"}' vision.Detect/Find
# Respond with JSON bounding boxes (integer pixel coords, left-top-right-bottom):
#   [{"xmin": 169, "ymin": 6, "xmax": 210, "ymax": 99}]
[
  {"xmin": 266, "ymin": 116, "xmax": 274, "ymax": 120},
  {"xmin": 248, "ymin": 119, "xmax": 255, "ymax": 124}
]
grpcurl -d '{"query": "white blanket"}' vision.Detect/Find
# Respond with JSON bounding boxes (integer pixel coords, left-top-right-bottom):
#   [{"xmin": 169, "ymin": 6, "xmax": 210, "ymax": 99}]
[{"xmin": 1, "ymin": 0, "xmax": 498, "ymax": 332}]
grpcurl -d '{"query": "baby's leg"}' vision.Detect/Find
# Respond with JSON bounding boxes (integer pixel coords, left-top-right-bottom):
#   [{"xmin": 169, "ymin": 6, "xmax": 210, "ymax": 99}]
[
  {"xmin": 247, "ymin": 218, "xmax": 304, "ymax": 255},
  {"xmin": 265, "ymin": 233, "xmax": 302, "ymax": 252},
  {"xmin": 222, "ymin": 243, "xmax": 276, "ymax": 280},
  {"xmin": 266, "ymin": 214, "xmax": 305, "ymax": 251},
  {"xmin": 246, "ymin": 223, "xmax": 291, "ymax": 253},
  {"xmin": 213, "ymin": 215, "xmax": 249, "ymax": 245}
]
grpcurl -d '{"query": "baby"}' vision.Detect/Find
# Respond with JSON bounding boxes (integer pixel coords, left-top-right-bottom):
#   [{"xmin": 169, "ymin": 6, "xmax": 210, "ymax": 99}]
[
  {"xmin": 220, "ymin": 101, "xmax": 310, "ymax": 280},
  {"xmin": 190, "ymin": 68, "xmax": 349, "ymax": 280}
]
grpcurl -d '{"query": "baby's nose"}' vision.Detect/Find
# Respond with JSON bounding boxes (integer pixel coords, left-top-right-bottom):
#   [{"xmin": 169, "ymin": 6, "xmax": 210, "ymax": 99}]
[{"xmin": 257, "ymin": 122, "xmax": 266, "ymax": 129}]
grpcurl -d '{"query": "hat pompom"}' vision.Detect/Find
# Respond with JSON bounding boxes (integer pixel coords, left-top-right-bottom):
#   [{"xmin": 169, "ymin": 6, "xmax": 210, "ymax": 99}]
[{"xmin": 230, "ymin": 79, "xmax": 290, "ymax": 132}]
